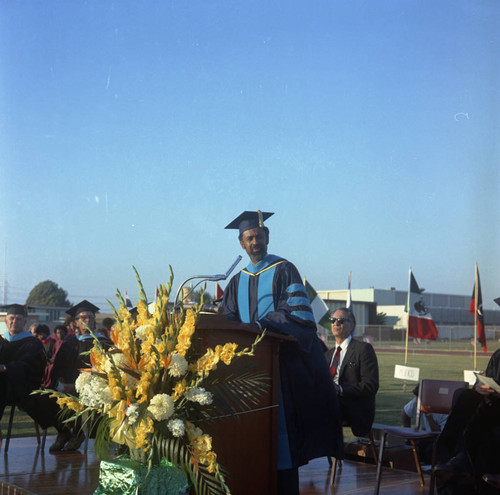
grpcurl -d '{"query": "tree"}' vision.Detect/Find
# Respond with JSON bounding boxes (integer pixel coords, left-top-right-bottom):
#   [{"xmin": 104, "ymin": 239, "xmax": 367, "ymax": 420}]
[
  {"xmin": 193, "ymin": 288, "xmax": 213, "ymax": 305},
  {"xmin": 376, "ymin": 312, "xmax": 388, "ymax": 325},
  {"xmin": 26, "ymin": 280, "xmax": 71, "ymax": 307}
]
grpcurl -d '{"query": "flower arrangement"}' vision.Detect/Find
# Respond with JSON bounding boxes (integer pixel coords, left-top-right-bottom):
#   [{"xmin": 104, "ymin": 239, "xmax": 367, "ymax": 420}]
[{"xmin": 46, "ymin": 267, "xmax": 268, "ymax": 495}]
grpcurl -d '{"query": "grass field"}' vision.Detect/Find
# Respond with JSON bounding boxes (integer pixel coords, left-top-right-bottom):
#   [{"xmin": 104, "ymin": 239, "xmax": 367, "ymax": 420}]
[
  {"xmin": 374, "ymin": 349, "xmax": 491, "ymax": 424},
  {"xmin": 1, "ymin": 346, "xmax": 495, "ymax": 442}
]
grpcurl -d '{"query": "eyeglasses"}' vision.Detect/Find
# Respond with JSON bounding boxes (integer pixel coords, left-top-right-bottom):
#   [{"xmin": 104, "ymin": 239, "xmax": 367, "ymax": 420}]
[
  {"xmin": 77, "ymin": 314, "xmax": 94, "ymax": 321},
  {"xmin": 329, "ymin": 317, "xmax": 351, "ymax": 325}
]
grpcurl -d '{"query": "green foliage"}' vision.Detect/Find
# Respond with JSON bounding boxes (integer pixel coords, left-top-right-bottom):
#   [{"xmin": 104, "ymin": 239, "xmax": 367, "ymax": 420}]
[
  {"xmin": 193, "ymin": 288, "xmax": 212, "ymax": 305},
  {"xmin": 151, "ymin": 435, "xmax": 229, "ymax": 495},
  {"xmin": 26, "ymin": 280, "xmax": 71, "ymax": 307},
  {"xmin": 376, "ymin": 312, "xmax": 388, "ymax": 325}
]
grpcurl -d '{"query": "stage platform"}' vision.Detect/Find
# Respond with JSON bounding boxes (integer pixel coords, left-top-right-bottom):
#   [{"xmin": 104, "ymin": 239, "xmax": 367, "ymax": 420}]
[{"xmin": 0, "ymin": 435, "xmax": 432, "ymax": 494}]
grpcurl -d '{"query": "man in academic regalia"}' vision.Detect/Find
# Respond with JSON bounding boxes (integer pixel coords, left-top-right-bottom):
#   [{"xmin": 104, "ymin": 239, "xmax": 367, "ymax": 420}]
[
  {"xmin": 0, "ymin": 304, "xmax": 79, "ymax": 452},
  {"xmin": 48, "ymin": 300, "xmax": 114, "ymax": 451},
  {"xmin": 52, "ymin": 300, "xmax": 113, "ymax": 386},
  {"xmin": 222, "ymin": 211, "xmax": 343, "ymax": 495}
]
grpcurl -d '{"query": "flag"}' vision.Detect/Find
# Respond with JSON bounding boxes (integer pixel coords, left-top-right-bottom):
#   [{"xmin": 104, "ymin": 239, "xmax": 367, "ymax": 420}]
[
  {"xmin": 346, "ymin": 271, "xmax": 353, "ymax": 313},
  {"xmin": 304, "ymin": 279, "xmax": 331, "ymax": 333},
  {"xmin": 124, "ymin": 290, "xmax": 133, "ymax": 308},
  {"xmin": 469, "ymin": 266, "xmax": 487, "ymax": 352},
  {"xmin": 404, "ymin": 268, "xmax": 438, "ymax": 340},
  {"xmin": 215, "ymin": 282, "xmax": 224, "ymax": 301}
]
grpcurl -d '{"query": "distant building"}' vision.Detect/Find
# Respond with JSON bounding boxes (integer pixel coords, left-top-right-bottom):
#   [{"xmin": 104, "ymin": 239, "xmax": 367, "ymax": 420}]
[{"xmin": 317, "ymin": 287, "xmax": 500, "ymax": 341}]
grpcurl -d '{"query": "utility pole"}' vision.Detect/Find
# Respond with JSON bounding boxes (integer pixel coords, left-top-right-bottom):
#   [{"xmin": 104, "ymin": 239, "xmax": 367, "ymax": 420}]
[{"xmin": 2, "ymin": 242, "xmax": 6, "ymax": 305}]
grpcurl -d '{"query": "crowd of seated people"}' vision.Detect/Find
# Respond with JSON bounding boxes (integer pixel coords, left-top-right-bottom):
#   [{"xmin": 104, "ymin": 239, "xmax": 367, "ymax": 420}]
[{"xmin": 0, "ymin": 300, "xmax": 113, "ymax": 453}]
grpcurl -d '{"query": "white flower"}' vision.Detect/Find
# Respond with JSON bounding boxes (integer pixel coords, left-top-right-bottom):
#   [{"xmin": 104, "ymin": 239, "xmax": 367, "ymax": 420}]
[
  {"xmin": 113, "ymin": 353, "xmax": 126, "ymax": 367},
  {"xmin": 168, "ymin": 353, "xmax": 188, "ymax": 377},
  {"xmin": 147, "ymin": 393, "xmax": 174, "ymax": 421},
  {"xmin": 135, "ymin": 325, "xmax": 152, "ymax": 341},
  {"xmin": 75, "ymin": 372, "xmax": 113, "ymax": 409},
  {"xmin": 167, "ymin": 419, "xmax": 185, "ymax": 437},
  {"xmin": 126, "ymin": 403, "xmax": 140, "ymax": 425},
  {"xmin": 104, "ymin": 353, "xmax": 127, "ymax": 374},
  {"xmin": 184, "ymin": 387, "xmax": 213, "ymax": 405}
]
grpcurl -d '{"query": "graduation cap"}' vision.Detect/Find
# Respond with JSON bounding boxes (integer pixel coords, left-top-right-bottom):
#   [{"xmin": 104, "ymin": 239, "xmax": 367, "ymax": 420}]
[
  {"xmin": 66, "ymin": 299, "xmax": 100, "ymax": 318},
  {"xmin": 495, "ymin": 297, "xmax": 500, "ymax": 307},
  {"xmin": 225, "ymin": 210, "xmax": 274, "ymax": 235},
  {"xmin": 2, "ymin": 304, "xmax": 28, "ymax": 316}
]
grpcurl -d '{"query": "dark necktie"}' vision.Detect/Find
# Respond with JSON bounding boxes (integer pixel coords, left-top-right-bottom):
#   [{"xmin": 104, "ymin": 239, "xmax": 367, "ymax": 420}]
[{"xmin": 330, "ymin": 346, "xmax": 341, "ymax": 379}]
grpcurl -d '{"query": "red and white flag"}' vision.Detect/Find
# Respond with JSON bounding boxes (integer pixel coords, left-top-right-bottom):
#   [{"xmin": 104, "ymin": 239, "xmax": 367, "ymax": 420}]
[
  {"xmin": 215, "ymin": 282, "xmax": 224, "ymax": 302},
  {"xmin": 404, "ymin": 268, "xmax": 438, "ymax": 340},
  {"xmin": 469, "ymin": 265, "xmax": 487, "ymax": 352}
]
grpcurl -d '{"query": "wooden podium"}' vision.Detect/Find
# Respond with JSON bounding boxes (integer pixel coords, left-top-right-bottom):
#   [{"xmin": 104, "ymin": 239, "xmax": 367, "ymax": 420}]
[{"xmin": 195, "ymin": 313, "xmax": 290, "ymax": 495}]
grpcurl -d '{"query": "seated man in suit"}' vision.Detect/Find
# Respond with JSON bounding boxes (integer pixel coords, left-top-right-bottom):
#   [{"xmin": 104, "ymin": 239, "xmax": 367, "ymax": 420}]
[{"xmin": 325, "ymin": 307, "xmax": 379, "ymax": 436}]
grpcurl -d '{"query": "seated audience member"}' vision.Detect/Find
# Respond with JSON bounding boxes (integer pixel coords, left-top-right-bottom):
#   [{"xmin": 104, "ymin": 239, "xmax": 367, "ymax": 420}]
[
  {"xmin": 325, "ymin": 307, "xmax": 379, "ymax": 436},
  {"xmin": 64, "ymin": 314, "xmax": 77, "ymax": 337},
  {"xmin": 68, "ymin": 300, "xmax": 113, "ymax": 368},
  {"xmin": 0, "ymin": 304, "xmax": 82, "ymax": 453},
  {"xmin": 101, "ymin": 317, "xmax": 115, "ymax": 338},
  {"xmin": 53, "ymin": 300, "xmax": 113, "ymax": 388},
  {"xmin": 401, "ymin": 385, "xmax": 448, "ymax": 464},
  {"xmin": 434, "ymin": 348, "xmax": 500, "ymax": 494},
  {"xmin": 42, "ymin": 325, "xmax": 68, "ymax": 389},
  {"xmin": 34, "ymin": 324, "xmax": 52, "ymax": 347}
]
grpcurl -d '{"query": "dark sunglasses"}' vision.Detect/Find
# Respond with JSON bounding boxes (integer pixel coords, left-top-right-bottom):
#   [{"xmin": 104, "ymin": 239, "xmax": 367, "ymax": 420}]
[{"xmin": 329, "ymin": 317, "xmax": 351, "ymax": 325}]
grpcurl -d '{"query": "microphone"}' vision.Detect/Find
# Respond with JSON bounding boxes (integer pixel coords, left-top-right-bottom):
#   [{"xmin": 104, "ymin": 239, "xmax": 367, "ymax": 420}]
[{"xmin": 173, "ymin": 256, "xmax": 242, "ymax": 308}]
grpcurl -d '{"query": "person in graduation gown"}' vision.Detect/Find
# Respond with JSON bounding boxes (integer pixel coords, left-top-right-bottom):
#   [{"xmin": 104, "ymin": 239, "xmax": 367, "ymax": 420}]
[
  {"xmin": 324, "ymin": 307, "xmax": 379, "ymax": 437},
  {"xmin": 221, "ymin": 210, "xmax": 343, "ymax": 495},
  {"xmin": 54, "ymin": 300, "xmax": 113, "ymax": 388},
  {"xmin": 0, "ymin": 304, "xmax": 80, "ymax": 452}
]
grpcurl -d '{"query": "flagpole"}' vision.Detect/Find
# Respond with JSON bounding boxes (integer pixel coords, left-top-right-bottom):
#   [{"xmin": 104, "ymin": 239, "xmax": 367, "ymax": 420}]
[
  {"xmin": 346, "ymin": 271, "xmax": 352, "ymax": 312},
  {"xmin": 474, "ymin": 262, "xmax": 478, "ymax": 370},
  {"xmin": 405, "ymin": 267, "xmax": 411, "ymax": 366}
]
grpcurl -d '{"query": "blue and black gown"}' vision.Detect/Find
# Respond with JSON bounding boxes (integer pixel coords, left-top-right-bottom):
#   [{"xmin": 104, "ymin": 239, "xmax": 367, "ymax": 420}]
[{"xmin": 222, "ymin": 253, "xmax": 344, "ymax": 469}]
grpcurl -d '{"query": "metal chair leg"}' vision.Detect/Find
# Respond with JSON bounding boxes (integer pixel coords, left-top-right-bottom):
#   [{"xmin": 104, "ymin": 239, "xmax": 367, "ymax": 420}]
[
  {"xmin": 5, "ymin": 405, "xmax": 16, "ymax": 452},
  {"xmin": 409, "ymin": 439, "xmax": 425, "ymax": 486},
  {"xmin": 34, "ymin": 421, "xmax": 41, "ymax": 445},
  {"xmin": 374, "ymin": 431, "xmax": 387, "ymax": 495},
  {"xmin": 40, "ymin": 428, "xmax": 47, "ymax": 451},
  {"xmin": 329, "ymin": 457, "xmax": 339, "ymax": 486},
  {"xmin": 368, "ymin": 430, "xmax": 378, "ymax": 464}
]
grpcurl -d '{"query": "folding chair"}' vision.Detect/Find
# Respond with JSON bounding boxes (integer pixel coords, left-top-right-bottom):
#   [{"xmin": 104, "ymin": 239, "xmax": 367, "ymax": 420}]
[{"xmin": 374, "ymin": 379, "xmax": 468, "ymax": 495}]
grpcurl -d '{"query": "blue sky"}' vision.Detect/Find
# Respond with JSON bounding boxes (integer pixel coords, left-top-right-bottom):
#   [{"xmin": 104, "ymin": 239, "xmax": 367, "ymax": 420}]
[{"xmin": 1, "ymin": 1, "xmax": 499, "ymax": 310}]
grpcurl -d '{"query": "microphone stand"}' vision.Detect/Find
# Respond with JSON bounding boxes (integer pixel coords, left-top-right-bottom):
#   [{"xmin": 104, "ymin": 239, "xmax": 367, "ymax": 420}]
[{"xmin": 173, "ymin": 255, "xmax": 242, "ymax": 310}]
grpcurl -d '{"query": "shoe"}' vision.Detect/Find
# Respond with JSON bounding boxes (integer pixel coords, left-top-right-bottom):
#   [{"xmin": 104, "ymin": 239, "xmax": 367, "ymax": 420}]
[
  {"xmin": 63, "ymin": 432, "xmax": 85, "ymax": 451},
  {"xmin": 483, "ymin": 473, "xmax": 500, "ymax": 489},
  {"xmin": 49, "ymin": 428, "xmax": 72, "ymax": 452},
  {"xmin": 435, "ymin": 452, "xmax": 471, "ymax": 482}
]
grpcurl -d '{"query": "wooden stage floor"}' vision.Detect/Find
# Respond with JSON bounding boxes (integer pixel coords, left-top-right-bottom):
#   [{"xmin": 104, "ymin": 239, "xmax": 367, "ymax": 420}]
[{"xmin": 0, "ymin": 435, "xmax": 432, "ymax": 494}]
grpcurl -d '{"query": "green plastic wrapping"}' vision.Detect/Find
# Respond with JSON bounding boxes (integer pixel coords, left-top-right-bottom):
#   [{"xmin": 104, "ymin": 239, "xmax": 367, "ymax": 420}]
[{"xmin": 93, "ymin": 455, "xmax": 190, "ymax": 495}]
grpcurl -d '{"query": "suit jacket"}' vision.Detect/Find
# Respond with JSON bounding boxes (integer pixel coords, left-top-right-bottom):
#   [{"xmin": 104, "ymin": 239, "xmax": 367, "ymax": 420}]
[{"xmin": 325, "ymin": 337, "xmax": 379, "ymax": 436}]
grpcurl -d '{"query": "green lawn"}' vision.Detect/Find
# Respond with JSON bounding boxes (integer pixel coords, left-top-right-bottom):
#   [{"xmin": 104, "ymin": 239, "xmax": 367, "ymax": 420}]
[{"xmin": 374, "ymin": 350, "xmax": 491, "ymax": 425}]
